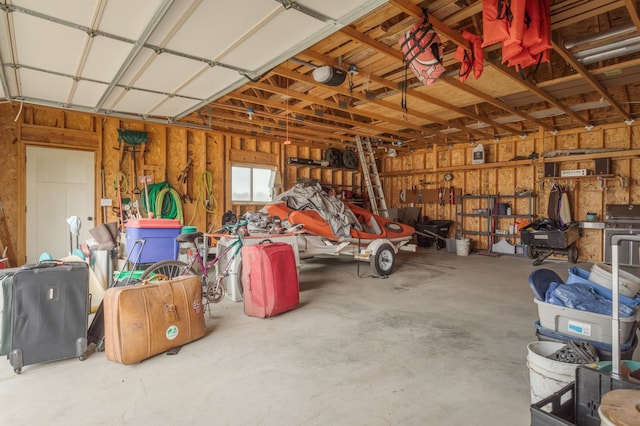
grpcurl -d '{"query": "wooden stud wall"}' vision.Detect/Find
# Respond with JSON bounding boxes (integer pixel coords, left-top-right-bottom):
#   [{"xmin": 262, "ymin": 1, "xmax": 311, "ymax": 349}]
[
  {"xmin": 0, "ymin": 103, "xmax": 278, "ymax": 263},
  {"xmin": 378, "ymin": 123, "xmax": 640, "ymax": 261},
  {"xmin": 2, "ymin": 101, "xmax": 640, "ymax": 264}
]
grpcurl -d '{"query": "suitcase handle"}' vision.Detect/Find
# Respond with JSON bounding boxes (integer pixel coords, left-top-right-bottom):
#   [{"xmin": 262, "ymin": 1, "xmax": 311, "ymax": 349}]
[{"xmin": 20, "ymin": 260, "xmax": 87, "ymax": 271}]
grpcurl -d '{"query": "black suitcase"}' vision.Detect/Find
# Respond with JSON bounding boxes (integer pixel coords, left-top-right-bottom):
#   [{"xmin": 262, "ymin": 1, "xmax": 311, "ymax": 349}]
[{"xmin": 7, "ymin": 261, "xmax": 89, "ymax": 374}]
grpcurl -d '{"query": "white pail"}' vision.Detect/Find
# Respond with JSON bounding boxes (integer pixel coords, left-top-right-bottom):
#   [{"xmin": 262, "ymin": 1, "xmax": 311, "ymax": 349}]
[
  {"xmin": 456, "ymin": 238, "xmax": 470, "ymax": 256},
  {"xmin": 526, "ymin": 341, "xmax": 589, "ymax": 404}
]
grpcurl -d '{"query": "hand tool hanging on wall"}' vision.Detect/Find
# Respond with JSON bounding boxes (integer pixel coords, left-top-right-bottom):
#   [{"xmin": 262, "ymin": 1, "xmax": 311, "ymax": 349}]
[
  {"xmin": 113, "ymin": 172, "xmax": 128, "ymax": 232},
  {"xmin": 438, "ymin": 187, "xmax": 445, "ymax": 206},
  {"xmin": 117, "ymin": 129, "xmax": 148, "ymax": 198},
  {"xmin": 139, "ymin": 176, "xmax": 154, "ymax": 218},
  {"xmin": 177, "ymin": 159, "xmax": 193, "ymax": 203}
]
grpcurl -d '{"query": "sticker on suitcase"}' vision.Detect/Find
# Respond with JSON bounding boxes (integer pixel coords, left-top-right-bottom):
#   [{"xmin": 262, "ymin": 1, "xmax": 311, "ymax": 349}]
[
  {"xmin": 192, "ymin": 299, "xmax": 201, "ymax": 314},
  {"xmin": 166, "ymin": 325, "xmax": 179, "ymax": 340}
]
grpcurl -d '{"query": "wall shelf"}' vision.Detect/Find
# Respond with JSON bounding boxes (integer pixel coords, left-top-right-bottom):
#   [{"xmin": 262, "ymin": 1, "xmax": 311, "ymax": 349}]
[
  {"xmin": 541, "ymin": 174, "xmax": 614, "ymax": 180},
  {"xmin": 541, "ymin": 149, "xmax": 640, "ymax": 163},
  {"xmin": 455, "ymin": 194, "xmax": 537, "ymax": 251}
]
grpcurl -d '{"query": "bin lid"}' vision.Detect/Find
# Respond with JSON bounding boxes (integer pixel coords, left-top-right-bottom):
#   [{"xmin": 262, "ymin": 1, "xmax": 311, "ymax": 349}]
[
  {"xmin": 181, "ymin": 226, "xmax": 197, "ymax": 234},
  {"xmin": 126, "ymin": 218, "xmax": 182, "ymax": 229}
]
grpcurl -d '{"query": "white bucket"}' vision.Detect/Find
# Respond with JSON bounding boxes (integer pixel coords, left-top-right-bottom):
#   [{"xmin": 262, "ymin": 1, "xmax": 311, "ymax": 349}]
[
  {"xmin": 526, "ymin": 341, "xmax": 588, "ymax": 404},
  {"xmin": 456, "ymin": 238, "xmax": 470, "ymax": 256},
  {"xmin": 589, "ymin": 263, "xmax": 640, "ymax": 298}
]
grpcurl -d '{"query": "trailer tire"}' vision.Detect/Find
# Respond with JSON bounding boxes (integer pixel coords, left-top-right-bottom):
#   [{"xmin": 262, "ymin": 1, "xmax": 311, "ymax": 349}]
[{"xmin": 371, "ymin": 243, "xmax": 395, "ymax": 276}]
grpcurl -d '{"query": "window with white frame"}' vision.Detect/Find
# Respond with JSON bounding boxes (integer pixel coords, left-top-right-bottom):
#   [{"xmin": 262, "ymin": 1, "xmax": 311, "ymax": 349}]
[{"xmin": 231, "ymin": 165, "xmax": 274, "ymax": 202}]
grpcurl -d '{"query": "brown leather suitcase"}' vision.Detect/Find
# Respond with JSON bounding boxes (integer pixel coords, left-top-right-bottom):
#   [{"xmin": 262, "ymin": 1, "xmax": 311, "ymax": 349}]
[{"xmin": 103, "ymin": 275, "xmax": 206, "ymax": 364}]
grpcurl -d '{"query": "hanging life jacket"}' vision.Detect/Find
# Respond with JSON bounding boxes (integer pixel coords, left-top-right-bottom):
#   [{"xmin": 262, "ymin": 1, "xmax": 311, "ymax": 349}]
[
  {"xmin": 454, "ymin": 30, "xmax": 484, "ymax": 82},
  {"xmin": 399, "ymin": 18, "xmax": 445, "ymax": 86},
  {"xmin": 481, "ymin": 0, "xmax": 510, "ymax": 47}
]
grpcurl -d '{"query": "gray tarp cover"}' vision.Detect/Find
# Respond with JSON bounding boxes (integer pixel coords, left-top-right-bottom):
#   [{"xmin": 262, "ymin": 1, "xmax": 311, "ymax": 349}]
[{"xmin": 269, "ymin": 183, "xmax": 362, "ymax": 238}]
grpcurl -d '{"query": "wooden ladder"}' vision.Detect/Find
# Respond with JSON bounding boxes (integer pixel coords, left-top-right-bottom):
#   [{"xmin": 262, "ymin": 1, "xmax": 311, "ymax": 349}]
[
  {"xmin": 0, "ymin": 199, "xmax": 16, "ymax": 267},
  {"xmin": 355, "ymin": 136, "xmax": 388, "ymax": 218}
]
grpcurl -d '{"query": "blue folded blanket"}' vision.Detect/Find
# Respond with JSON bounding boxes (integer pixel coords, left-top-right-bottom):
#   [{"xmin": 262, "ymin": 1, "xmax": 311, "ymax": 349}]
[{"xmin": 546, "ymin": 282, "xmax": 635, "ymax": 317}]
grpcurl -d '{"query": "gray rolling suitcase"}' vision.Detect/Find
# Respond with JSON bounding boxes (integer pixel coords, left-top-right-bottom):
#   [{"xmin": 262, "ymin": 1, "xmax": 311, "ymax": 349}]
[{"xmin": 6, "ymin": 261, "xmax": 89, "ymax": 374}]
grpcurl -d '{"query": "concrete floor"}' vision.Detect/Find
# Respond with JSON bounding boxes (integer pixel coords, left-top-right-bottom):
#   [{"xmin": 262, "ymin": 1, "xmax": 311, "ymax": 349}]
[{"xmin": 0, "ymin": 248, "xmax": 628, "ymax": 425}]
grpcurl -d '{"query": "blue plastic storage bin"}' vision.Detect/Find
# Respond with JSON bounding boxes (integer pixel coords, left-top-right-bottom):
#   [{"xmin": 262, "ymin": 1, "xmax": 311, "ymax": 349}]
[{"xmin": 125, "ymin": 219, "xmax": 181, "ymax": 263}]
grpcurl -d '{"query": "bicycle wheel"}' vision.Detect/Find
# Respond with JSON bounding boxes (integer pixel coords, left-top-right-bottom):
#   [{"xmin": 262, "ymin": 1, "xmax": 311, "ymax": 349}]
[{"xmin": 140, "ymin": 260, "xmax": 196, "ymax": 280}]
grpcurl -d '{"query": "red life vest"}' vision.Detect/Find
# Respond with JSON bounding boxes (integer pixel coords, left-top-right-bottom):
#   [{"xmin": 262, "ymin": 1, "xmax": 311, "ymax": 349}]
[
  {"xmin": 455, "ymin": 30, "xmax": 484, "ymax": 82},
  {"xmin": 399, "ymin": 18, "xmax": 445, "ymax": 86}
]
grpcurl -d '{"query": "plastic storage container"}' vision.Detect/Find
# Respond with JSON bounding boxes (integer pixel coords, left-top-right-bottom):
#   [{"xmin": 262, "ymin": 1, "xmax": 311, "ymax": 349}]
[
  {"xmin": 125, "ymin": 219, "xmax": 182, "ymax": 264},
  {"xmin": 416, "ymin": 220, "xmax": 453, "ymax": 249},
  {"xmin": 534, "ymin": 298, "xmax": 639, "ymax": 345},
  {"xmin": 534, "ymin": 320, "xmax": 638, "ymax": 361},
  {"xmin": 588, "ymin": 263, "xmax": 640, "ymax": 299}
]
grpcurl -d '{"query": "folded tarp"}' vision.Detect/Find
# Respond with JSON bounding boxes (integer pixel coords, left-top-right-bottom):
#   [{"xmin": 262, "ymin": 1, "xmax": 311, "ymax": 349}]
[{"xmin": 545, "ymin": 281, "xmax": 635, "ymax": 317}]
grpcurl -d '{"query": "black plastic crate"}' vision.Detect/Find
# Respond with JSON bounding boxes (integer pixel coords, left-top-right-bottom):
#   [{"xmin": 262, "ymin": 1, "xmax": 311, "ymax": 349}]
[
  {"xmin": 416, "ymin": 220, "xmax": 453, "ymax": 249},
  {"xmin": 531, "ymin": 365, "xmax": 640, "ymax": 425}
]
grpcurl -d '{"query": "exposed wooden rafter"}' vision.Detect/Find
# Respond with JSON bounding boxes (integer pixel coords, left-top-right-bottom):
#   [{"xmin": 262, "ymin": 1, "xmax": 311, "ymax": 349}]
[{"xmin": 176, "ymin": 0, "xmax": 640, "ymax": 150}]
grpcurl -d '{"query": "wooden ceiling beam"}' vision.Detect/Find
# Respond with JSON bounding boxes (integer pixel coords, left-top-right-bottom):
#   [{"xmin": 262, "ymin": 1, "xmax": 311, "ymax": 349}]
[
  {"xmin": 551, "ymin": 35, "xmax": 632, "ymax": 121},
  {"xmin": 338, "ymin": 13, "xmax": 558, "ymax": 133},
  {"xmin": 208, "ymin": 108, "xmax": 350, "ymax": 144},
  {"xmin": 442, "ymin": 0, "xmax": 483, "ymax": 25},
  {"xmin": 488, "ymin": 61, "xmax": 590, "ymax": 126},
  {"xmin": 551, "ymin": 1, "xmax": 623, "ymax": 29},
  {"xmin": 388, "ymin": 0, "xmax": 471, "ymax": 52},
  {"xmin": 438, "ymin": 75, "xmax": 554, "ymax": 131},
  {"xmin": 243, "ymin": 81, "xmax": 408, "ymax": 140},
  {"xmin": 273, "ymin": 66, "xmax": 470, "ymax": 143},
  {"xmin": 225, "ymin": 90, "xmax": 423, "ymax": 144},
  {"xmin": 623, "ymin": 0, "xmax": 640, "ymax": 32},
  {"xmin": 300, "ymin": 49, "xmax": 521, "ymax": 138}
]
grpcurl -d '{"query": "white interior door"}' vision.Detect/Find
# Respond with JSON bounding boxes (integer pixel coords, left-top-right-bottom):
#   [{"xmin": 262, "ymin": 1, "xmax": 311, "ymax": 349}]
[{"xmin": 26, "ymin": 146, "xmax": 95, "ymax": 263}]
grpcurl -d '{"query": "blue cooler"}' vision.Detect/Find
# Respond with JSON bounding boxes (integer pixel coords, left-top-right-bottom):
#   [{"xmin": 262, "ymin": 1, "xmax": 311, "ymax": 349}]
[{"xmin": 125, "ymin": 219, "xmax": 182, "ymax": 263}]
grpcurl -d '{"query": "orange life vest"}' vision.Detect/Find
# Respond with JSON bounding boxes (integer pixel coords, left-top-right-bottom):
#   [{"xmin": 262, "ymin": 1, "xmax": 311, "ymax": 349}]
[
  {"xmin": 455, "ymin": 30, "xmax": 484, "ymax": 82},
  {"xmin": 484, "ymin": 0, "xmax": 551, "ymax": 75},
  {"xmin": 481, "ymin": 0, "xmax": 510, "ymax": 47}
]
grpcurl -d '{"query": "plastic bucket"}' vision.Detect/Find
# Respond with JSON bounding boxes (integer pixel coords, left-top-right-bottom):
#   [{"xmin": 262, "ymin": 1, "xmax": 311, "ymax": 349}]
[
  {"xmin": 589, "ymin": 263, "xmax": 640, "ymax": 298},
  {"xmin": 456, "ymin": 238, "xmax": 470, "ymax": 256},
  {"xmin": 526, "ymin": 341, "xmax": 590, "ymax": 404}
]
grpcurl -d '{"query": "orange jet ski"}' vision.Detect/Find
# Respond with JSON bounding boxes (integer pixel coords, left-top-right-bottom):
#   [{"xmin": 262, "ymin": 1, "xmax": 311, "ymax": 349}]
[{"xmin": 264, "ymin": 183, "xmax": 415, "ymax": 244}]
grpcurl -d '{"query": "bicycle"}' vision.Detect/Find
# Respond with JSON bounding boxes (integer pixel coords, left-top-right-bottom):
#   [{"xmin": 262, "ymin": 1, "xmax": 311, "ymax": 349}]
[{"xmin": 140, "ymin": 219, "xmax": 248, "ymax": 310}]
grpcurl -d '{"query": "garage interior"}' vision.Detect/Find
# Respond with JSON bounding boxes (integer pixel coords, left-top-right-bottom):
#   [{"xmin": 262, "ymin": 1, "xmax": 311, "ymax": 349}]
[{"xmin": 1, "ymin": 0, "xmax": 640, "ymax": 424}]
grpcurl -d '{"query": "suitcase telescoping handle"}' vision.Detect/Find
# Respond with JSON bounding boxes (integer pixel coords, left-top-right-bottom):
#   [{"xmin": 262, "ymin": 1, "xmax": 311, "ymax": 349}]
[{"xmin": 610, "ymin": 234, "xmax": 640, "ymax": 376}]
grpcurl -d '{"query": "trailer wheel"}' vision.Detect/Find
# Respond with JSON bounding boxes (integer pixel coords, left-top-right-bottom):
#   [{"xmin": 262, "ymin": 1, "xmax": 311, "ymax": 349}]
[
  {"xmin": 526, "ymin": 245, "xmax": 538, "ymax": 259},
  {"xmin": 371, "ymin": 243, "xmax": 395, "ymax": 276},
  {"xmin": 568, "ymin": 245, "xmax": 578, "ymax": 263}
]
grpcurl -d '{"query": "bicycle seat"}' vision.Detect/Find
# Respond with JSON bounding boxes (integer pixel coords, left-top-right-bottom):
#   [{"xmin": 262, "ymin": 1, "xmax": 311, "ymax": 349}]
[{"xmin": 176, "ymin": 232, "xmax": 203, "ymax": 243}]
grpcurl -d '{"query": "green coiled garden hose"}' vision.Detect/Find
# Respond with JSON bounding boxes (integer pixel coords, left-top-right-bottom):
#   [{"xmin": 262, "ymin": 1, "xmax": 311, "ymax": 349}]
[{"xmin": 145, "ymin": 182, "xmax": 184, "ymax": 224}]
